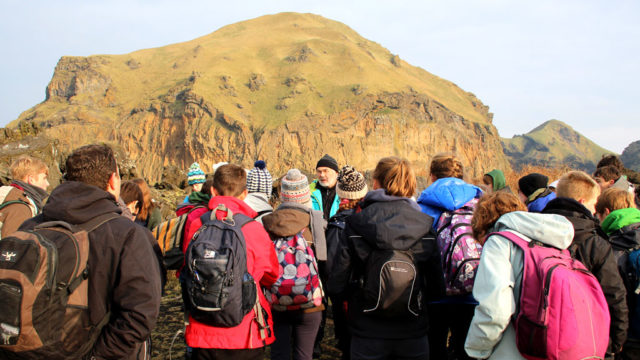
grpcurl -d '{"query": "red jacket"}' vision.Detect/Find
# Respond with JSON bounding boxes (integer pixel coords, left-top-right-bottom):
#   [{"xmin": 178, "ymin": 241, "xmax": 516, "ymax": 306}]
[{"xmin": 183, "ymin": 196, "xmax": 279, "ymax": 349}]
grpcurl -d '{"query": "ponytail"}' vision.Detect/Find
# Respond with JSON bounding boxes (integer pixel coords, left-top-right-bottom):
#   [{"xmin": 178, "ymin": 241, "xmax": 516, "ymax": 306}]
[
  {"xmin": 373, "ymin": 157, "xmax": 416, "ymax": 198},
  {"xmin": 430, "ymin": 153, "xmax": 464, "ymax": 180}
]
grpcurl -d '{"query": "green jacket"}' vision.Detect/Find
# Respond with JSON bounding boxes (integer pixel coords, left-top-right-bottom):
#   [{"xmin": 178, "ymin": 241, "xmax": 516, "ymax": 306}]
[
  {"xmin": 601, "ymin": 207, "xmax": 640, "ymax": 236},
  {"xmin": 485, "ymin": 169, "xmax": 507, "ymax": 192},
  {"xmin": 309, "ymin": 180, "xmax": 340, "ymax": 219}
]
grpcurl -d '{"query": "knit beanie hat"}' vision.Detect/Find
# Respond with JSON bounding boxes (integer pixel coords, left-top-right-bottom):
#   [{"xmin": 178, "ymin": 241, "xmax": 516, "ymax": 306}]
[
  {"xmin": 280, "ymin": 169, "xmax": 311, "ymax": 204},
  {"xmin": 316, "ymin": 154, "xmax": 339, "ymax": 173},
  {"xmin": 187, "ymin": 162, "xmax": 206, "ymax": 185},
  {"xmin": 518, "ymin": 173, "xmax": 549, "ymax": 197},
  {"xmin": 337, "ymin": 165, "xmax": 368, "ymax": 200},
  {"xmin": 246, "ymin": 160, "xmax": 273, "ymax": 196}
]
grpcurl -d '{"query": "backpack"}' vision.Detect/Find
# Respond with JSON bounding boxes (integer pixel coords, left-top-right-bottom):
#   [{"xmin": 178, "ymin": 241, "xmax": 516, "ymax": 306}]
[
  {"xmin": 265, "ymin": 229, "xmax": 323, "ymax": 311},
  {"xmin": 491, "ymin": 231, "xmax": 610, "ymax": 360},
  {"xmin": 153, "ymin": 205, "xmax": 205, "ymax": 270},
  {"xmin": 181, "ymin": 204, "xmax": 257, "ymax": 327},
  {"xmin": 0, "ymin": 213, "xmax": 119, "ymax": 359},
  {"xmin": 361, "ymin": 249, "xmax": 422, "ymax": 319},
  {"xmin": 435, "ymin": 198, "xmax": 482, "ymax": 295}
]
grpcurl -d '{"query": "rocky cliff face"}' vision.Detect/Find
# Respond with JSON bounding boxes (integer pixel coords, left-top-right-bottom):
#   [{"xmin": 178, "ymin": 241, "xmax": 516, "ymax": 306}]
[
  {"xmin": 621, "ymin": 140, "xmax": 640, "ymax": 172},
  {"xmin": 8, "ymin": 12, "xmax": 510, "ymax": 185}
]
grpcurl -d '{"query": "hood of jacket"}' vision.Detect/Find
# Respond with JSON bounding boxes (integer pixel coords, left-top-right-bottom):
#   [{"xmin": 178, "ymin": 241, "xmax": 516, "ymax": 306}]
[
  {"xmin": 609, "ymin": 223, "xmax": 640, "ymax": 251},
  {"xmin": 613, "ymin": 175, "xmax": 632, "ymax": 191},
  {"xmin": 42, "ymin": 181, "xmax": 121, "ymax": 223},
  {"xmin": 350, "ymin": 189, "xmax": 433, "ymax": 250},
  {"xmin": 494, "ymin": 211, "xmax": 574, "ymax": 249},
  {"xmin": 602, "ymin": 207, "xmax": 640, "ymax": 236},
  {"xmin": 262, "ymin": 207, "xmax": 310, "ymax": 238},
  {"xmin": 485, "ymin": 169, "xmax": 507, "ymax": 192},
  {"xmin": 542, "ymin": 196, "xmax": 608, "ymax": 242},
  {"xmin": 417, "ymin": 178, "xmax": 483, "ymax": 227},
  {"xmin": 243, "ymin": 192, "xmax": 273, "ymax": 214}
]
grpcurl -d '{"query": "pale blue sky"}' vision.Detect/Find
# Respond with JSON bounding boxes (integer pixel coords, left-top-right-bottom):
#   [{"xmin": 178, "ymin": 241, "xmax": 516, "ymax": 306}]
[{"xmin": 1, "ymin": 0, "xmax": 638, "ymax": 153}]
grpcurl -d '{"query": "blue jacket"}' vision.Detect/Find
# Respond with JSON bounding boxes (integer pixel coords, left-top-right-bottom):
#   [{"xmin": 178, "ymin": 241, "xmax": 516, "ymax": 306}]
[
  {"xmin": 527, "ymin": 190, "xmax": 556, "ymax": 213},
  {"xmin": 309, "ymin": 180, "xmax": 340, "ymax": 219},
  {"xmin": 417, "ymin": 178, "xmax": 483, "ymax": 229}
]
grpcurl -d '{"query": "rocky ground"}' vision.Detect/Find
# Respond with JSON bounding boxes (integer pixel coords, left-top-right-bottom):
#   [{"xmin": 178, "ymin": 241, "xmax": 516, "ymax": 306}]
[{"xmin": 150, "ymin": 272, "xmax": 343, "ymax": 360}]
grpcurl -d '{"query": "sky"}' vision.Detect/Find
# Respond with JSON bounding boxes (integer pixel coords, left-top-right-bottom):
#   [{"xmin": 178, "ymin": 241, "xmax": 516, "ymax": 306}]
[{"xmin": 1, "ymin": 0, "xmax": 639, "ymax": 153}]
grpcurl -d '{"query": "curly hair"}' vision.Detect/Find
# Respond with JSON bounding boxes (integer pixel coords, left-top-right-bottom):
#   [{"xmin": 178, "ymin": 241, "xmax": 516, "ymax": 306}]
[{"xmin": 471, "ymin": 192, "xmax": 527, "ymax": 244}]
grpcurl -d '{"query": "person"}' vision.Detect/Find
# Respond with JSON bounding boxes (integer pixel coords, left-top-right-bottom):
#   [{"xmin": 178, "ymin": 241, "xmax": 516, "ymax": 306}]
[
  {"xmin": 517, "ymin": 173, "xmax": 556, "ymax": 212},
  {"xmin": 324, "ymin": 165, "xmax": 369, "ymax": 360},
  {"xmin": 464, "ymin": 192, "xmax": 574, "ymax": 359},
  {"xmin": 121, "ymin": 180, "xmax": 144, "ymax": 221},
  {"xmin": 132, "ymin": 178, "xmax": 162, "ymax": 230},
  {"xmin": 0, "ymin": 155, "xmax": 50, "ymax": 238},
  {"xmin": 20, "ymin": 144, "xmax": 161, "ymax": 359},
  {"xmin": 328, "ymin": 156, "xmax": 445, "ymax": 360},
  {"xmin": 594, "ymin": 165, "xmax": 634, "ymax": 192},
  {"xmin": 244, "ymin": 160, "xmax": 274, "ymax": 224},
  {"xmin": 183, "ymin": 162, "xmax": 206, "ymax": 203},
  {"xmin": 542, "ymin": 171, "xmax": 628, "ymax": 358},
  {"xmin": 482, "ymin": 169, "xmax": 512, "ymax": 193},
  {"xmin": 416, "ymin": 153, "xmax": 483, "ymax": 360},
  {"xmin": 310, "ymin": 154, "xmax": 341, "ymax": 220},
  {"xmin": 181, "ymin": 164, "xmax": 279, "ymax": 360},
  {"xmin": 262, "ymin": 169, "xmax": 327, "ymax": 360},
  {"xmin": 596, "ymin": 187, "xmax": 640, "ymax": 359}
]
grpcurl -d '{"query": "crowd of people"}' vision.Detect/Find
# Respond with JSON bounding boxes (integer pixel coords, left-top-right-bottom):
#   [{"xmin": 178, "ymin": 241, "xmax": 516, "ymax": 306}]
[{"xmin": 1, "ymin": 145, "xmax": 640, "ymax": 360}]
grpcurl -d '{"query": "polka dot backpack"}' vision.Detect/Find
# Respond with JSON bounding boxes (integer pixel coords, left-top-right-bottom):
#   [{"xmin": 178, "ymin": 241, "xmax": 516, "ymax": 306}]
[{"xmin": 266, "ymin": 229, "xmax": 324, "ymax": 311}]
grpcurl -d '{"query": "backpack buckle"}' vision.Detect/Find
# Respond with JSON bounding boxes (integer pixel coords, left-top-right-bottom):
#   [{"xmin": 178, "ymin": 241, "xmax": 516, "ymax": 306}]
[{"xmin": 214, "ymin": 204, "xmax": 235, "ymax": 226}]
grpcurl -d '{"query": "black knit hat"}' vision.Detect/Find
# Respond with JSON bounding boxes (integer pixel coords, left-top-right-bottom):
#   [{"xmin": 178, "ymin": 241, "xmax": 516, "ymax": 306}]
[
  {"xmin": 518, "ymin": 173, "xmax": 549, "ymax": 197},
  {"xmin": 316, "ymin": 154, "xmax": 339, "ymax": 173},
  {"xmin": 337, "ymin": 165, "xmax": 368, "ymax": 200}
]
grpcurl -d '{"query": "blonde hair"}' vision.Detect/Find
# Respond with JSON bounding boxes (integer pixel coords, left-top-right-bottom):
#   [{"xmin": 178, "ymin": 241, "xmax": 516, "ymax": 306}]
[
  {"xmin": 132, "ymin": 178, "xmax": 156, "ymax": 221},
  {"xmin": 373, "ymin": 157, "xmax": 416, "ymax": 198},
  {"xmin": 556, "ymin": 171, "xmax": 600, "ymax": 202},
  {"xmin": 430, "ymin": 153, "xmax": 464, "ymax": 180},
  {"xmin": 471, "ymin": 192, "xmax": 527, "ymax": 243},
  {"xmin": 10, "ymin": 155, "xmax": 48, "ymax": 181},
  {"xmin": 595, "ymin": 187, "xmax": 636, "ymax": 215}
]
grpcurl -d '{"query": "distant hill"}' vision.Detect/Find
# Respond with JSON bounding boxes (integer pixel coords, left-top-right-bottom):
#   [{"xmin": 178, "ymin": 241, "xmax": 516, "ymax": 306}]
[
  {"xmin": 7, "ymin": 12, "xmax": 509, "ymax": 183},
  {"xmin": 501, "ymin": 119, "xmax": 614, "ymax": 172},
  {"xmin": 622, "ymin": 140, "xmax": 640, "ymax": 172}
]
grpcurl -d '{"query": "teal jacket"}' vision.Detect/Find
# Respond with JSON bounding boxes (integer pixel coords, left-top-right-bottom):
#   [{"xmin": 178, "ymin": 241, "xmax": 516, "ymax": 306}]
[{"xmin": 309, "ymin": 180, "xmax": 340, "ymax": 219}]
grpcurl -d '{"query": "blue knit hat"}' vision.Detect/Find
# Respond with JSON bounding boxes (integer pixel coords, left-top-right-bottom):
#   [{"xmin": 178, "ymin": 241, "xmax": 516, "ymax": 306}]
[
  {"xmin": 246, "ymin": 160, "xmax": 272, "ymax": 196},
  {"xmin": 187, "ymin": 162, "xmax": 206, "ymax": 185}
]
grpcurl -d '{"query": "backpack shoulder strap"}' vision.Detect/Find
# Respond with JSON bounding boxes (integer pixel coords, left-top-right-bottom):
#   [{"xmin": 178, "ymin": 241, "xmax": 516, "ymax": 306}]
[{"xmin": 487, "ymin": 231, "xmax": 530, "ymax": 250}]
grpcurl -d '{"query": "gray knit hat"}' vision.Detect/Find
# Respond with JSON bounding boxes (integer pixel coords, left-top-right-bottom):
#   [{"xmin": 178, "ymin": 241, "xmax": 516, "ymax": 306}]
[
  {"xmin": 280, "ymin": 169, "xmax": 311, "ymax": 204},
  {"xmin": 336, "ymin": 165, "xmax": 368, "ymax": 200},
  {"xmin": 246, "ymin": 160, "xmax": 272, "ymax": 196}
]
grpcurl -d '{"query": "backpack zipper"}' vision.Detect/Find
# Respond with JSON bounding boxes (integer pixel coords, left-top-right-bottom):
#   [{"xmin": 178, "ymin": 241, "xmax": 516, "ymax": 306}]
[{"xmin": 449, "ymin": 257, "xmax": 480, "ymax": 287}]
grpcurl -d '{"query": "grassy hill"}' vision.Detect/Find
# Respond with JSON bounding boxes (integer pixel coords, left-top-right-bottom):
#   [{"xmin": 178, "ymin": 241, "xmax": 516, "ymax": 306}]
[
  {"xmin": 502, "ymin": 119, "xmax": 614, "ymax": 172},
  {"xmin": 622, "ymin": 140, "xmax": 640, "ymax": 172}
]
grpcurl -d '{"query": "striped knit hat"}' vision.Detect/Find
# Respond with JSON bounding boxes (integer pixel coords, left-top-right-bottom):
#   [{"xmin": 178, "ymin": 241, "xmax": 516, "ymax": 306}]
[
  {"xmin": 337, "ymin": 165, "xmax": 368, "ymax": 200},
  {"xmin": 187, "ymin": 162, "xmax": 206, "ymax": 185},
  {"xmin": 247, "ymin": 160, "xmax": 272, "ymax": 196},
  {"xmin": 280, "ymin": 169, "xmax": 311, "ymax": 204}
]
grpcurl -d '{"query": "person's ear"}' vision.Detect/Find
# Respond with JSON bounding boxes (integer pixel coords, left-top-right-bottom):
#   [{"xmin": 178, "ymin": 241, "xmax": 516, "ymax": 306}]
[
  {"xmin": 238, "ymin": 189, "xmax": 248, "ymax": 201},
  {"xmin": 107, "ymin": 172, "xmax": 118, "ymax": 192},
  {"xmin": 212, "ymin": 188, "xmax": 220, "ymax": 197}
]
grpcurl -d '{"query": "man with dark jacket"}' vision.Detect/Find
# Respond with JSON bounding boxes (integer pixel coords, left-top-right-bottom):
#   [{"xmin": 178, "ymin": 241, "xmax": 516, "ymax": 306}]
[
  {"xmin": 0, "ymin": 155, "xmax": 49, "ymax": 238},
  {"xmin": 542, "ymin": 171, "xmax": 628, "ymax": 359},
  {"xmin": 21, "ymin": 144, "xmax": 162, "ymax": 359}
]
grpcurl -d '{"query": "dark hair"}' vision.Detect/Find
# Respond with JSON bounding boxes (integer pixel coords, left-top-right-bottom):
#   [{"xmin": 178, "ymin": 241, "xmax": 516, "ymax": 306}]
[
  {"xmin": 373, "ymin": 156, "xmax": 416, "ymax": 198},
  {"xmin": 593, "ymin": 165, "xmax": 621, "ymax": 182},
  {"xmin": 65, "ymin": 144, "xmax": 117, "ymax": 190},
  {"xmin": 202, "ymin": 178, "xmax": 214, "ymax": 196},
  {"xmin": 120, "ymin": 181, "xmax": 143, "ymax": 212},
  {"xmin": 213, "ymin": 164, "xmax": 246, "ymax": 197},
  {"xmin": 131, "ymin": 178, "xmax": 155, "ymax": 221},
  {"xmin": 430, "ymin": 153, "xmax": 464, "ymax": 180},
  {"xmin": 597, "ymin": 154, "xmax": 625, "ymax": 171}
]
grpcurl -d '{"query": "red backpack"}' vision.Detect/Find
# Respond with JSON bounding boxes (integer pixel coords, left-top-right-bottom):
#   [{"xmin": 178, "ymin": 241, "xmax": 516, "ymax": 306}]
[{"xmin": 490, "ymin": 231, "xmax": 610, "ymax": 360}]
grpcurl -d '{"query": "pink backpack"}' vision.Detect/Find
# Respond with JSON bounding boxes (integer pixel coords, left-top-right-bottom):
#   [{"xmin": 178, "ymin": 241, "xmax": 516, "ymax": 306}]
[
  {"xmin": 266, "ymin": 230, "xmax": 324, "ymax": 311},
  {"xmin": 436, "ymin": 198, "xmax": 482, "ymax": 295},
  {"xmin": 491, "ymin": 231, "xmax": 610, "ymax": 360}
]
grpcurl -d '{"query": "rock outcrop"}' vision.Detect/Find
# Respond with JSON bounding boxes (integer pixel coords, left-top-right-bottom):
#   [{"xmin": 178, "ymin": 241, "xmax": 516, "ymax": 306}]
[{"xmin": 621, "ymin": 140, "xmax": 640, "ymax": 173}]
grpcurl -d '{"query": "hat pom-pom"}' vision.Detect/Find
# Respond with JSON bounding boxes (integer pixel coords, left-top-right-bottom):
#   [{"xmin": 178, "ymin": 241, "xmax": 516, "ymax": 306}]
[{"xmin": 254, "ymin": 160, "xmax": 266, "ymax": 170}]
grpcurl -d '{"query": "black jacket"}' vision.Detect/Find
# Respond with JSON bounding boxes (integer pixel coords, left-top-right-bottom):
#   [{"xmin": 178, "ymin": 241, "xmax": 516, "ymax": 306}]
[
  {"xmin": 609, "ymin": 223, "xmax": 640, "ymax": 343},
  {"xmin": 21, "ymin": 182, "xmax": 162, "ymax": 360},
  {"xmin": 543, "ymin": 197, "xmax": 628, "ymax": 353},
  {"xmin": 327, "ymin": 189, "xmax": 445, "ymax": 339}
]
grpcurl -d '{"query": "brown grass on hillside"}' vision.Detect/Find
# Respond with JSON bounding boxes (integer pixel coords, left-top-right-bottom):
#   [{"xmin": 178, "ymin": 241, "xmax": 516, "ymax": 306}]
[{"xmin": 469, "ymin": 164, "xmax": 576, "ymax": 194}]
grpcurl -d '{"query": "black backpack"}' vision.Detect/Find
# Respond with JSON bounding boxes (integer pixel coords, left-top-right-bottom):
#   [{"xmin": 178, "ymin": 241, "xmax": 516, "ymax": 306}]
[
  {"xmin": 0, "ymin": 213, "xmax": 119, "ymax": 359},
  {"xmin": 181, "ymin": 204, "xmax": 257, "ymax": 327},
  {"xmin": 360, "ymin": 249, "xmax": 422, "ymax": 319}
]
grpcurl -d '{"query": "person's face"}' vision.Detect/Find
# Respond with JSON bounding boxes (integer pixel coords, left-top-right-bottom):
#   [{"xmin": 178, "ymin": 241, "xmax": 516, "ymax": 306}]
[
  {"xmin": 593, "ymin": 176, "xmax": 614, "ymax": 191},
  {"xmin": 28, "ymin": 171, "xmax": 50, "ymax": 191},
  {"xmin": 126, "ymin": 200, "xmax": 139, "ymax": 221},
  {"xmin": 518, "ymin": 190, "xmax": 528, "ymax": 204},
  {"xmin": 192, "ymin": 183, "xmax": 203, "ymax": 192},
  {"xmin": 316, "ymin": 167, "xmax": 338, "ymax": 188}
]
